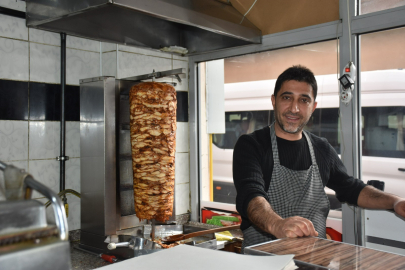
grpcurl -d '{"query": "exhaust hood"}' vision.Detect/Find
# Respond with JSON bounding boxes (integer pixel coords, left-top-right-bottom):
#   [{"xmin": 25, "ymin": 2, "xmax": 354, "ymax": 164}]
[{"xmin": 25, "ymin": 0, "xmax": 261, "ymax": 55}]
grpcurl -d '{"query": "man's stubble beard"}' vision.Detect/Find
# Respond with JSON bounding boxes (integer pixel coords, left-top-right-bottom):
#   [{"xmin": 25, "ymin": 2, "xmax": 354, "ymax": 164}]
[{"xmin": 274, "ymin": 107, "xmax": 310, "ymax": 135}]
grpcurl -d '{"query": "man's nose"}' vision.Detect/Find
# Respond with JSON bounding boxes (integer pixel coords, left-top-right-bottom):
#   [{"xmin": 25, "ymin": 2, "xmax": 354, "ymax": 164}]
[{"xmin": 289, "ymin": 99, "xmax": 300, "ymax": 113}]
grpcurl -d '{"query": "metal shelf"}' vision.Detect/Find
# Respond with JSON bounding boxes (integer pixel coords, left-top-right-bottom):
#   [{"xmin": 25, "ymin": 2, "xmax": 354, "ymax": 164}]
[{"xmin": 120, "ymin": 68, "xmax": 185, "ymax": 82}]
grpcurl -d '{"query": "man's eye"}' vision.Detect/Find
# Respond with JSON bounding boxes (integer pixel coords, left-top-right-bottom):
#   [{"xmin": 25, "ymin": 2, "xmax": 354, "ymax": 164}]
[
  {"xmin": 301, "ymin": 98, "xmax": 308, "ymax": 103},
  {"xmin": 282, "ymin": 96, "xmax": 290, "ymax": 100}
]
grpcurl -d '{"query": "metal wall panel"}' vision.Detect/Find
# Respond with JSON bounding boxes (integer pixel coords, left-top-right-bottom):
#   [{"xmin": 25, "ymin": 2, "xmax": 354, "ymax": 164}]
[
  {"xmin": 80, "ymin": 77, "xmax": 117, "ymax": 236},
  {"xmin": 206, "ymin": 60, "xmax": 225, "ymax": 134}
]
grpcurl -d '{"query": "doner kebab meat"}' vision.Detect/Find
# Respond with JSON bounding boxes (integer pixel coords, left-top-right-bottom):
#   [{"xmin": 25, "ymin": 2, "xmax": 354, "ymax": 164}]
[{"xmin": 129, "ymin": 82, "xmax": 177, "ymax": 222}]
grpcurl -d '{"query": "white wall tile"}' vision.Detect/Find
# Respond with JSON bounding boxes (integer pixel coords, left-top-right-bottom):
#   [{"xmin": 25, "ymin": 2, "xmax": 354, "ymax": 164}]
[
  {"xmin": 66, "ymin": 157, "xmax": 80, "ymax": 192},
  {"xmin": 118, "ymin": 45, "xmax": 172, "ymax": 59},
  {"xmin": 175, "ymin": 153, "xmax": 189, "ymax": 185},
  {"xmin": 176, "ymin": 122, "xmax": 189, "ymax": 153},
  {"xmin": 0, "ymin": 14, "xmax": 28, "ymax": 40},
  {"xmin": 0, "ymin": 37, "xmax": 28, "ymax": 81},
  {"xmin": 29, "ymin": 30, "xmax": 100, "ymax": 52},
  {"xmin": 0, "ymin": 160, "xmax": 28, "ymax": 201},
  {"xmin": 30, "ymin": 42, "xmax": 60, "ymax": 84},
  {"xmin": 0, "ymin": 121, "xmax": 28, "ymax": 161},
  {"xmin": 66, "ymin": 48, "xmax": 100, "ymax": 85},
  {"xmin": 66, "ymin": 122, "xmax": 80, "ymax": 158},
  {"xmin": 29, "ymin": 121, "xmax": 59, "ymax": 160},
  {"xmin": 0, "ymin": 0, "xmax": 26, "ymax": 12},
  {"xmin": 175, "ymin": 183, "xmax": 190, "ymax": 215},
  {"xmin": 102, "ymin": 51, "xmax": 117, "ymax": 77},
  {"xmin": 117, "ymin": 52, "xmax": 172, "ymax": 79},
  {"xmin": 67, "ymin": 35, "xmax": 100, "ymax": 52},
  {"xmin": 173, "ymin": 60, "xmax": 188, "ymax": 91},
  {"xmin": 101, "ymin": 42, "xmax": 116, "ymax": 53},
  {"xmin": 29, "ymin": 159, "xmax": 60, "ymax": 198},
  {"xmin": 29, "ymin": 28, "xmax": 59, "ymax": 46}
]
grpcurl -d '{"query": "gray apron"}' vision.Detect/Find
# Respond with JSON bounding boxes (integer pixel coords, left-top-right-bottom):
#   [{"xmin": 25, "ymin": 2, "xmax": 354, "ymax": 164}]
[{"xmin": 242, "ymin": 124, "xmax": 330, "ymax": 252}]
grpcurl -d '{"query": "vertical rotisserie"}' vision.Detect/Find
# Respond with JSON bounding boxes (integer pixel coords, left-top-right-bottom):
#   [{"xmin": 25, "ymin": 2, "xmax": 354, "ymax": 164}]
[{"xmin": 129, "ymin": 82, "xmax": 177, "ymax": 222}]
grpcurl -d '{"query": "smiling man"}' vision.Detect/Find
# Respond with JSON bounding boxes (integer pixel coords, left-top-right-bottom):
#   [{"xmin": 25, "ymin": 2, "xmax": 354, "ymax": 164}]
[{"xmin": 233, "ymin": 65, "xmax": 405, "ymax": 252}]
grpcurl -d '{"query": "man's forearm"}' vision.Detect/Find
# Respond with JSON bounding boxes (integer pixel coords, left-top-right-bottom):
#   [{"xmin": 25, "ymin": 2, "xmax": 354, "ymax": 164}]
[
  {"xmin": 357, "ymin": 185, "xmax": 401, "ymax": 209},
  {"xmin": 246, "ymin": 196, "xmax": 319, "ymax": 238},
  {"xmin": 247, "ymin": 196, "xmax": 282, "ymax": 234}
]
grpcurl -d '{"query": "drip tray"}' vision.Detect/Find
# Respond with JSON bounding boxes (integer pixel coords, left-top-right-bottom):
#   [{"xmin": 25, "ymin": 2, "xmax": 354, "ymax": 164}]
[{"xmin": 105, "ymin": 225, "xmax": 217, "ymax": 259}]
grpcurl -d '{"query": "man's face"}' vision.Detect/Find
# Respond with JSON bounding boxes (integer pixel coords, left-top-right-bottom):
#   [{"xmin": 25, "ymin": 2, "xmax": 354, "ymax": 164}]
[{"xmin": 271, "ymin": 80, "xmax": 317, "ymax": 138}]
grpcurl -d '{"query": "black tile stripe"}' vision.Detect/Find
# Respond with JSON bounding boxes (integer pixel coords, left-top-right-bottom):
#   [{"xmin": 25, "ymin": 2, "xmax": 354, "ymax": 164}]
[
  {"xmin": 29, "ymin": 82, "xmax": 80, "ymax": 121},
  {"xmin": 0, "ymin": 79, "xmax": 28, "ymax": 120},
  {"xmin": 29, "ymin": 82, "xmax": 60, "ymax": 121},
  {"xmin": 1, "ymin": 79, "xmax": 186, "ymax": 123},
  {"xmin": 65, "ymin": 85, "xmax": 80, "ymax": 121},
  {"xmin": 176, "ymin": 91, "xmax": 188, "ymax": 122},
  {"xmin": 0, "ymin": 7, "xmax": 26, "ymax": 19}
]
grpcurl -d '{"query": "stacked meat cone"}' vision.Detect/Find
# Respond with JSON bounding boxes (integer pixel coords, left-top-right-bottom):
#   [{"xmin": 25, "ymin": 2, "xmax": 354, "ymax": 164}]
[{"xmin": 129, "ymin": 82, "xmax": 177, "ymax": 222}]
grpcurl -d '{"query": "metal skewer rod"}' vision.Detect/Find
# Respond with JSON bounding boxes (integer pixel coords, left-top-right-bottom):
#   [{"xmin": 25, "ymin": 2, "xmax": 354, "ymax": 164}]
[{"xmin": 151, "ymin": 219, "xmax": 156, "ymax": 241}]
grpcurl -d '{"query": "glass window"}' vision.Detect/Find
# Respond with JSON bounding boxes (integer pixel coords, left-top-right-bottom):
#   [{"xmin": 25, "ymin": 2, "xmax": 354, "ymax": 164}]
[
  {"xmin": 360, "ymin": 27, "xmax": 405, "ymax": 198},
  {"xmin": 362, "ymin": 106, "xmax": 405, "ymax": 158},
  {"xmin": 360, "ymin": 0, "xmax": 405, "ymax": 15},
  {"xmin": 207, "ymin": 40, "xmax": 339, "ymax": 207},
  {"xmin": 305, "ymin": 108, "xmax": 341, "ymax": 154},
  {"xmin": 213, "ymin": 110, "xmax": 270, "ymax": 149}
]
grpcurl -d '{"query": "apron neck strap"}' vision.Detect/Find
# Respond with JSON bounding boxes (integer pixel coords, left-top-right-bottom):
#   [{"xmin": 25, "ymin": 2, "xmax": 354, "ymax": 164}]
[
  {"xmin": 269, "ymin": 123, "xmax": 280, "ymax": 164},
  {"xmin": 270, "ymin": 123, "xmax": 317, "ymax": 166},
  {"xmin": 302, "ymin": 131, "xmax": 317, "ymax": 165}
]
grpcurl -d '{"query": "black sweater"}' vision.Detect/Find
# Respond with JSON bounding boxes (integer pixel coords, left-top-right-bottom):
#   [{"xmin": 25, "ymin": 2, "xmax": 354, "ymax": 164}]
[{"xmin": 233, "ymin": 126, "xmax": 366, "ymax": 230}]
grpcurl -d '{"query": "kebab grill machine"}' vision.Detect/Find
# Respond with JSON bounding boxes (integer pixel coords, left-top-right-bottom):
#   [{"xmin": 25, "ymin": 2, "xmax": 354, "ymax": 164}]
[{"xmin": 79, "ymin": 69, "xmax": 217, "ymax": 259}]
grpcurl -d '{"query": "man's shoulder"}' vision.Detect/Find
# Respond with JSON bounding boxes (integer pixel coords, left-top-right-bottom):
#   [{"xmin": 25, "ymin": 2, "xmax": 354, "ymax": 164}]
[
  {"xmin": 237, "ymin": 126, "xmax": 270, "ymax": 148},
  {"xmin": 305, "ymin": 131, "xmax": 332, "ymax": 150}
]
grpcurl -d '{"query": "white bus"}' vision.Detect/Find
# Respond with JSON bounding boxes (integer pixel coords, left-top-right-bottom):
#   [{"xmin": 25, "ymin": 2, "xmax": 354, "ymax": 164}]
[{"xmin": 212, "ymin": 70, "xmax": 405, "ymax": 228}]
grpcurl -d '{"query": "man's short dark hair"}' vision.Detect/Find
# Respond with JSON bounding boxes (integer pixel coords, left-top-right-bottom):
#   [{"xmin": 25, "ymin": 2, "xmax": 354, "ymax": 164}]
[{"xmin": 273, "ymin": 65, "xmax": 318, "ymax": 100}]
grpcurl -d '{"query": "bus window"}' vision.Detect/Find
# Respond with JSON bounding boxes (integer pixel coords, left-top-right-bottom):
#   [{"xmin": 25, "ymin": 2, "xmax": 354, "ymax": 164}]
[
  {"xmin": 305, "ymin": 108, "xmax": 341, "ymax": 154},
  {"xmin": 213, "ymin": 110, "xmax": 270, "ymax": 149},
  {"xmin": 362, "ymin": 106, "xmax": 405, "ymax": 158}
]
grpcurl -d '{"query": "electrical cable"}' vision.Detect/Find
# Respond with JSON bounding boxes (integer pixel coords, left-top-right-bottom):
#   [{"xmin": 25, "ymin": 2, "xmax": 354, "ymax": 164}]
[
  {"xmin": 336, "ymin": 19, "xmax": 346, "ymax": 164},
  {"xmin": 45, "ymin": 189, "xmax": 81, "ymax": 208},
  {"xmin": 240, "ymin": 0, "xmax": 258, "ymax": 24}
]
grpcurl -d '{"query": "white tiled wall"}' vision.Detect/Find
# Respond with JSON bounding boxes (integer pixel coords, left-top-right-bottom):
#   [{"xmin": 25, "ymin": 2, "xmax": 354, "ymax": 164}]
[
  {"xmin": 0, "ymin": 0, "xmax": 25, "ymax": 12},
  {"xmin": 0, "ymin": 6, "xmax": 95, "ymax": 230},
  {"xmin": 0, "ymin": 3, "xmax": 190, "ymax": 232},
  {"xmin": 0, "ymin": 37, "xmax": 29, "ymax": 80}
]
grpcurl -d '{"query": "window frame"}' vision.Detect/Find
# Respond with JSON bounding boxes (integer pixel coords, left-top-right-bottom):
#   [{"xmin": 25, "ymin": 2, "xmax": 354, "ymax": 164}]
[{"xmin": 187, "ymin": 0, "xmax": 405, "ymax": 245}]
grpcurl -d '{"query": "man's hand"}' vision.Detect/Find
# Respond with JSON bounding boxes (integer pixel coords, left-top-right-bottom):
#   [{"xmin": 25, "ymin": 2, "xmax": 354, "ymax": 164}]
[
  {"xmin": 247, "ymin": 197, "xmax": 319, "ymax": 238},
  {"xmin": 270, "ymin": 216, "xmax": 319, "ymax": 238},
  {"xmin": 394, "ymin": 199, "xmax": 405, "ymax": 218}
]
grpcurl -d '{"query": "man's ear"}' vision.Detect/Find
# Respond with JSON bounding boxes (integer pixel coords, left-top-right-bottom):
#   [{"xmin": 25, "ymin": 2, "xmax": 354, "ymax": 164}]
[
  {"xmin": 271, "ymin": 95, "xmax": 276, "ymax": 109},
  {"xmin": 312, "ymin": 101, "xmax": 318, "ymax": 113}
]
